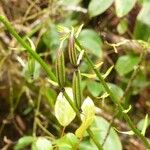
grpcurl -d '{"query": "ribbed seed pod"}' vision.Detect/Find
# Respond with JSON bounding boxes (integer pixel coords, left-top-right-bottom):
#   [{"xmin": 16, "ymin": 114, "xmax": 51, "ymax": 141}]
[
  {"xmin": 68, "ymin": 30, "xmax": 77, "ymax": 66},
  {"xmin": 72, "ymin": 70, "xmax": 82, "ymax": 109},
  {"xmin": 56, "ymin": 50, "xmax": 65, "ymax": 88}
]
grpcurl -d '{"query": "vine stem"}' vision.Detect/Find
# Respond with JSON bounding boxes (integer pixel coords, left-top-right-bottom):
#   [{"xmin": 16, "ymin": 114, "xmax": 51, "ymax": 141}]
[
  {"xmin": 0, "ymin": 16, "xmax": 103, "ymax": 150},
  {"xmin": 75, "ymin": 39, "xmax": 150, "ymax": 149}
]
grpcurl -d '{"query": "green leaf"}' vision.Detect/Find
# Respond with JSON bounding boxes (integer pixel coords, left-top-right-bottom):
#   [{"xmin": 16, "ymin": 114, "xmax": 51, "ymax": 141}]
[
  {"xmin": 78, "ymin": 29, "xmax": 103, "ymax": 57},
  {"xmin": 87, "ymin": 81, "xmax": 123, "ymax": 99},
  {"xmin": 79, "ymin": 138, "xmax": 98, "ymax": 150},
  {"xmin": 115, "ymin": 0, "xmax": 136, "ymax": 17},
  {"xmin": 134, "ymin": 1, "xmax": 150, "ymax": 41},
  {"xmin": 75, "ymin": 97, "xmax": 95, "ymax": 138},
  {"xmin": 107, "ymin": 83, "xmax": 123, "ymax": 100},
  {"xmin": 55, "ymin": 87, "xmax": 76, "ymax": 127},
  {"xmin": 87, "ymin": 80, "xmax": 103, "ymax": 97},
  {"xmin": 115, "ymin": 54, "xmax": 140, "ymax": 76},
  {"xmin": 14, "ymin": 136, "xmax": 35, "ymax": 150},
  {"xmin": 32, "ymin": 137, "xmax": 52, "ymax": 150},
  {"xmin": 42, "ymin": 24, "xmax": 59, "ymax": 50},
  {"xmin": 117, "ymin": 19, "xmax": 128, "ymax": 34},
  {"xmin": 56, "ymin": 133, "xmax": 79, "ymax": 150},
  {"xmin": 137, "ymin": 115, "xmax": 150, "ymax": 135},
  {"xmin": 43, "ymin": 87, "xmax": 57, "ymax": 108},
  {"xmin": 90, "ymin": 116, "xmax": 122, "ymax": 150},
  {"xmin": 88, "ymin": 0, "xmax": 114, "ymax": 17}
]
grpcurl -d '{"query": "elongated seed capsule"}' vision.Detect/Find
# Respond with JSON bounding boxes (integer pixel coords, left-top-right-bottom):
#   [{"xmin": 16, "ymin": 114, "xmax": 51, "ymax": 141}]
[
  {"xmin": 68, "ymin": 29, "xmax": 77, "ymax": 66},
  {"xmin": 56, "ymin": 50, "xmax": 65, "ymax": 88},
  {"xmin": 72, "ymin": 69, "xmax": 82, "ymax": 109}
]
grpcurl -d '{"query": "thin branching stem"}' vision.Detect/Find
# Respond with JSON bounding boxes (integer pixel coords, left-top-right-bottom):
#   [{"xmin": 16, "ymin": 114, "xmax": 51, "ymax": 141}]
[
  {"xmin": 75, "ymin": 39, "xmax": 150, "ymax": 149},
  {"xmin": 33, "ymin": 88, "xmax": 42, "ymax": 137}
]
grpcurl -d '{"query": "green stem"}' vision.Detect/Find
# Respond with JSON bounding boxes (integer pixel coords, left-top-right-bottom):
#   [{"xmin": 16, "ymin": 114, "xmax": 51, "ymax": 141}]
[
  {"xmin": 36, "ymin": 118, "xmax": 55, "ymax": 139},
  {"xmin": 63, "ymin": 90, "xmax": 80, "ymax": 117},
  {"xmin": 0, "ymin": 16, "xmax": 103, "ymax": 150},
  {"xmin": 0, "ymin": 15, "xmax": 56, "ymax": 81},
  {"xmin": 87, "ymin": 128, "xmax": 103, "ymax": 150},
  {"xmin": 75, "ymin": 39, "xmax": 150, "ymax": 149}
]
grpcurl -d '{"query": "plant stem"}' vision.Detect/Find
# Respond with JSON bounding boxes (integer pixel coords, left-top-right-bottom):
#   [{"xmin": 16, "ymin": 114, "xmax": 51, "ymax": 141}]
[
  {"xmin": 75, "ymin": 39, "xmax": 150, "ymax": 148},
  {"xmin": 63, "ymin": 91, "xmax": 80, "ymax": 116},
  {"xmin": 36, "ymin": 118, "xmax": 55, "ymax": 139},
  {"xmin": 33, "ymin": 89, "xmax": 42, "ymax": 137},
  {"xmin": 87, "ymin": 129, "xmax": 103, "ymax": 150},
  {"xmin": 0, "ymin": 15, "xmax": 56, "ymax": 82},
  {"xmin": 0, "ymin": 16, "xmax": 103, "ymax": 150}
]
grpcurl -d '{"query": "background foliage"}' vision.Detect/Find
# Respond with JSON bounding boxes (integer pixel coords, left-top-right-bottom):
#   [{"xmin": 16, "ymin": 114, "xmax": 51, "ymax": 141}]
[{"xmin": 0, "ymin": 0, "xmax": 150, "ymax": 149}]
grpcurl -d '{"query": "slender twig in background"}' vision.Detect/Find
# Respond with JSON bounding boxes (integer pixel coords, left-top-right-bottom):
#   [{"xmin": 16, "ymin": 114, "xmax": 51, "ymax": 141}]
[
  {"xmin": 102, "ymin": 111, "xmax": 118, "ymax": 146},
  {"xmin": 23, "ymin": 0, "xmax": 40, "ymax": 21},
  {"xmin": 122, "ymin": 51, "xmax": 145, "ymax": 105},
  {"xmin": 33, "ymin": 88, "xmax": 42, "ymax": 137},
  {"xmin": 75, "ymin": 39, "xmax": 150, "ymax": 149},
  {"xmin": 36, "ymin": 118, "xmax": 55, "ymax": 140},
  {"xmin": 101, "ymin": 51, "xmax": 145, "ymax": 146},
  {"xmin": 0, "ymin": 16, "xmax": 103, "ymax": 150}
]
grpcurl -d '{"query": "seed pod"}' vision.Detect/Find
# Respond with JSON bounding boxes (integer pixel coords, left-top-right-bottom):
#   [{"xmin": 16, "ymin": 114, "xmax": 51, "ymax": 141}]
[
  {"xmin": 68, "ymin": 29, "xmax": 77, "ymax": 66},
  {"xmin": 72, "ymin": 69, "xmax": 82, "ymax": 109},
  {"xmin": 56, "ymin": 50, "xmax": 65, "ymax": 88}
]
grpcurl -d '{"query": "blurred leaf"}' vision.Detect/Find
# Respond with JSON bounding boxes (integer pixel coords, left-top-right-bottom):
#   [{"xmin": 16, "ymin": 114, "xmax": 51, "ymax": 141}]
[
  {"xmin": 78, "ymin": 29, "xmax": 103, "ymax": 57},
  {"xmin": 75, "ymin": 97, "xmax": 95, "ymax": 138},
  {"xmin": 115, "ymin": 0, "xmax": 136, "ymax": 17},
  {"xmin": 43, "ymin": 24, "xmax": 59, "ymax": 50},
  {"xmin": 32, "ymin": 137, "xmax": 52, "ymax": 150},
  {"xmin": 88, "ymin": 0, "xmax": 114, "ymax": 17},
  {"xmin": 90, "ymin": 116, "xmax": 122, "ymax": 150},
  {"xmin": 87, "ymin": 81, "xmax": 123, "ymax": 99},
  {"xmin": 79, "ymin": 138, "xmax": 98, "ymax": 150},
  {"xmin": 141, "ymin": 114, "xmax": 148, "ymax": 136},
  {"xmin": 107, "ymin": 83, "xmax": 123, "ymax": 100},
  {"xmin": 137, "ymin": 115, "xmax": 150, "ymax": 136},
  {"xmin": 87, "ymin": 80, "xmax": 103, "ymax": 97},
  {"xmin": 14, "ymin": 136, "xmax": 35, "ymax": 150},
  {"xmin": 56, "ymin": 133, "xmax": 79, "ymax": 150},
  {"xmin": 55, "ymin": 87, "xmax": 76, "ymax": 126},
  {"xmin": 115, "ymin": 54, "xmax": 140, "ymax": 76},
  {"xmin": 132, "ymin": 71, "xmax": 148, "ymax": 88},
  {"xmin": 138, "ymin": 0, "xmax": 149, "ymax": 4},
  {"xmin": 117, "ymin": 19, "xmax": 128, "ymax": 34},
  {"xmin": 134, "ymin": 1, "xmax": 150, "ymax": 41},
  {"xmin": 43, "ymin": 87, "xmax": 57, "ymax": 108}
]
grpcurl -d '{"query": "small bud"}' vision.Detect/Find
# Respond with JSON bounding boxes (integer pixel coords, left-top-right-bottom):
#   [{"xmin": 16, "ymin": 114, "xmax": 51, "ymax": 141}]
[
  {"xmin": 56, "ymin": 50, "xmax": 65, "ymax": 88},
  {"xmin": 72, "ymin": 70, "xmax": 82, "ymax": 109},
  {"xmin": 28, "ymin": 58, "xmax": 35, "ymax": 79},
  {"xmin": 68, "ymin": 28, "xmax": 77, "ymax": 66}
]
